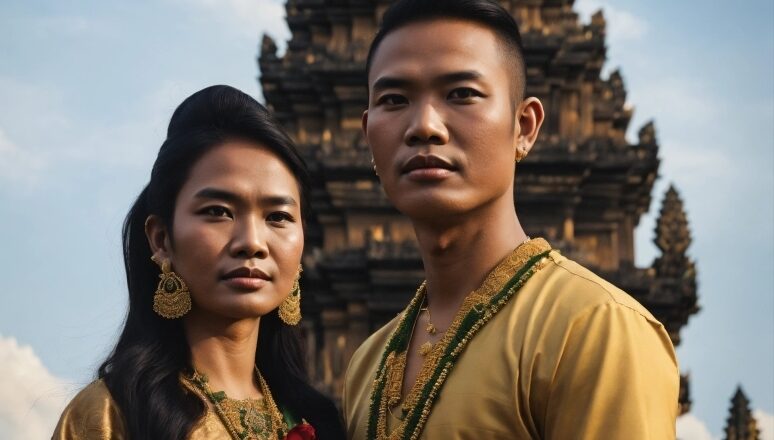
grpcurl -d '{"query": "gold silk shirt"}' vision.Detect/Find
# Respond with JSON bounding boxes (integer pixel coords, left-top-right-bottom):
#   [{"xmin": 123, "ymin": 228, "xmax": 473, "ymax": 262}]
[
  {"xmin": 53, "ymin": 379, "xmax": 237, "ymax": 439},
  {"xmin": 343, "ymin": 249, "xmax": 679, "ymax": 440}
]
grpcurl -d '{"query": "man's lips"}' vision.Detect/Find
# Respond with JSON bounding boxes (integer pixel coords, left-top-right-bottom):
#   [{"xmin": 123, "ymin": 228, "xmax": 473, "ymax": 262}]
[{"xmin": 401, "ymin": 154, "xmax": 457, "ymax": 174}]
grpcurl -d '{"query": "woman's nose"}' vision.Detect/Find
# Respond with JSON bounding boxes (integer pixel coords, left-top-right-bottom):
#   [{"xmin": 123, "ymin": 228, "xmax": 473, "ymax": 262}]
[{"xmin": 229, "ymin": 217, "xmax": 269, "ymax": 259}]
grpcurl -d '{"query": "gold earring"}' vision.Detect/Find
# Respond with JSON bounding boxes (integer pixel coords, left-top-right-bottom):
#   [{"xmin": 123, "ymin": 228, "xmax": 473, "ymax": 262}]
[
  {"xmin": 279, "ymin": 265, "xmax": 302, "ymax": 325},
  {"xmin": 151, "ymin": 256, "xmax": 191, "ymax": 319},
  {"xmin": 515, "ymin": 148, "xmax": 527, "ymax": 163},
  {"xmin": 371, "ymin": 157, "xmax": 379, "ymax": 176}
]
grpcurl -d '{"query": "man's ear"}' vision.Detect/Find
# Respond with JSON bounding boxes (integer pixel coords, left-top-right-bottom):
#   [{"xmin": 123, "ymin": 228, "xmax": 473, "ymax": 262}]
[
  {"xmin": 514, "ymin": 97, "xmax": 545, "ymax": 159},
  {"xmin": 361, "ymin": 109, "xmax": 369, "ymax": 138},
  {"xmin": 145, "ymin": 215, "xmax": 171, "ymax": 262}
]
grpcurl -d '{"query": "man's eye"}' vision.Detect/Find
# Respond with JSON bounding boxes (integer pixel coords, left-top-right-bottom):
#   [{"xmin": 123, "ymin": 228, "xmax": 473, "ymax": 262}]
[
  {"xmin": 267, "ymin": 212, "xmax": 295, "ymax": 223},
  {"xmin": 448, "ymin": 88, "xmax": 481, "ymax": 100},
  {"xmin": 376, "ymin": 94, "xmax": 408, "ymax": 106},
  {"xmin": 202, "ymin": 206, "xmax": 232, "ymax": 218}
]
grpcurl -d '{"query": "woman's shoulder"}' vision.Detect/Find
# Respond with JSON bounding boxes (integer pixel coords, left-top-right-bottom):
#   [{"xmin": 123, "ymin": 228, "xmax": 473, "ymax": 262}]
[{"xmin": 53, "ymin": 379, "xmax": 127, "ymax": 439}]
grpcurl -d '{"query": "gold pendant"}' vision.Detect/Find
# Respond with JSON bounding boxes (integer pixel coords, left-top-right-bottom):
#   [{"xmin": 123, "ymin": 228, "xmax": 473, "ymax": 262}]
[
  {"xmin": 425, "ymin": 322, "xmax": 436, "ymax": 334},
  {"xmin": 419, "ymin": 341, "xmax": 433, "ymax": 356}
]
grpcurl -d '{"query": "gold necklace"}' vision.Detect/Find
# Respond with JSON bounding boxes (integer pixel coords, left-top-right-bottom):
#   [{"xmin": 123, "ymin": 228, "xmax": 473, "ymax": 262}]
[
  {"xmin": 187, "ymin": 367, "xmax": 288, "ymax": 440},
  {"xmin": 417, "ymin": 299, "xmax": 445, "ymax": 357},
  {"xmin": 367, "ymin": 238, "xmax": 552, "ymax": 440}
]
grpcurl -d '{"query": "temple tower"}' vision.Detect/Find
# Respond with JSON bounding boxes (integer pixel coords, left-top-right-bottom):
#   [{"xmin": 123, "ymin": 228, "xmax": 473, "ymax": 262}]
[
  {"xmin": 724, "ymin": 387, "xmax": 761, "ymax": 440},
  {"xmin": 258, "ymin": 0, "xmax": 699, "ymax": 404}
]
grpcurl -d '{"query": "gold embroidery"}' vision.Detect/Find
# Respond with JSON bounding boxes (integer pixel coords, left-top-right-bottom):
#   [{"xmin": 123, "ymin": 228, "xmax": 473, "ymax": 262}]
[{"xmin": 372, "ymin": 238, "xmax": 551, "ymax": 440}]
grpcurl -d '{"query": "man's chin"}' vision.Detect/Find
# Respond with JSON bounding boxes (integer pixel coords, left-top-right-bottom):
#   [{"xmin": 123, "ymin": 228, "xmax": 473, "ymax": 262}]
[{"xmin": 392, "ymin": 193, "xmax": 471, "ymax": 222}]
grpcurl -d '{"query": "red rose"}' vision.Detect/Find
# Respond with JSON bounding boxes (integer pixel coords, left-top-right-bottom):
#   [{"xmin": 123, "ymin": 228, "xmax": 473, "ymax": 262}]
[{"xmin": 285, "ymin": 421, "xmax": 316, "ymax": 440}]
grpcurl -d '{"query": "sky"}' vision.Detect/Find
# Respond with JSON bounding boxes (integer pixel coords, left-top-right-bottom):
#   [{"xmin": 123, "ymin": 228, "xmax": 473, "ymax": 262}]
[{"xmin": 0, "ymin": 0, "xmax": 772, "ymax": 439}]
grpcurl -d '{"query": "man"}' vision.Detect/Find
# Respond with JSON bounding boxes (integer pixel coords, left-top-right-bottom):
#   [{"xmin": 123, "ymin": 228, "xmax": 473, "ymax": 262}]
[{"xmin": 343, "ymin": 0, "xmax": 679, "ymax": 439}]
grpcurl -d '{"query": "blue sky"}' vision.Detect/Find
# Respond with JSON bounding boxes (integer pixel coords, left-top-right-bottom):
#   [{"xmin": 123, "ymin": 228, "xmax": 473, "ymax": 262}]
[{"xmin": 0, "ymin": 0, "xmax": 772, "ymax": 438}]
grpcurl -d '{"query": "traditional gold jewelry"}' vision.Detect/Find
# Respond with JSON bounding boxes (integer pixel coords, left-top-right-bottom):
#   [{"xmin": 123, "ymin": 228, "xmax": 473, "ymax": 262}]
[
  {"xmin": 186, "ymin": 367, "xmax": 288, "ymax": 440},
  {"xmin": 371, "ymin": 157, "xmax": 379, "ymax": 176},
  {"xmin": 417, "ymin": 302, "xmax": 441, "ymax": 356},
  {"xmin": 278, "ymin": 265, "xmax": 302, "ymax": 325},
  {"xmin": 151, "ymin": 256, "xmax": 191, "ymax": 319},
  {"xmin": 367, "ymin": 238, "xmax": 553, "ymax": 440},
  {"xmin": 515, "ymin": 147, "xmax": 527, "ymax": 163}
]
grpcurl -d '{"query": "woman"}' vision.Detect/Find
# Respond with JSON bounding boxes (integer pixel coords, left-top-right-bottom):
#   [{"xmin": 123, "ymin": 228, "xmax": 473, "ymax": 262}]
[{"xmin": 53, "ymin": 85, "xmax": 344, "ymax": 439}]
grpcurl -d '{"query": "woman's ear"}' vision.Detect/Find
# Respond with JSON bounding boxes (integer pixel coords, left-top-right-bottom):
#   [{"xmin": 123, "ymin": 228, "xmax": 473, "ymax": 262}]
[{"xmin": 145, "ymin": 215, "xmax": 171, "ymax": 262}]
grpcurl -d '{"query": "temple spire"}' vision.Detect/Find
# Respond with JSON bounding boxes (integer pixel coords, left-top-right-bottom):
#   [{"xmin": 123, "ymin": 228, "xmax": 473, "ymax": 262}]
[
  {"xmin": 653, "ymin": 184, "xmax": 693, "ymax": 279},
  {"xmin": 650, "ymin": 184, "xmax": 698, "ymax": 347},
  {"xmin": 724, "ymin": 386, "xmax": 760, "ymax": 440}
]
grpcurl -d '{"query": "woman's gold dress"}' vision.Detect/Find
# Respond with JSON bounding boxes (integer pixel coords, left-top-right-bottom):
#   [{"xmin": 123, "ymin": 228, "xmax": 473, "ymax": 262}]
[{"xmin": 53, "ymin": 378, "xmax": 268, "ymax": 439}]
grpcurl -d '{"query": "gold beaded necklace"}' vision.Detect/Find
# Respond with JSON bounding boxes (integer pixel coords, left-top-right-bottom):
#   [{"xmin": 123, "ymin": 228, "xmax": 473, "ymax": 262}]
[
  {"xmin": 367, "ymin": 239, "xmax": 552, "ymax": 440},
  {"xmin": 186, "ymin": 367, "xmax": 288, "ymax": 440}
]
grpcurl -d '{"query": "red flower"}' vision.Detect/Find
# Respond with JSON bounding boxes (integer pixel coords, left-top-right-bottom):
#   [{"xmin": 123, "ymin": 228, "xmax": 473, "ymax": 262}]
[{"xmin": 285, "ymin": 421, "xmax": 316, "ymax": 440}]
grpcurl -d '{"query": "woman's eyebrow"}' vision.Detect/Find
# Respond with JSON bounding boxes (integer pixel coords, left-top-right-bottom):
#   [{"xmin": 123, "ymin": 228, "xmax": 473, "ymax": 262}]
[
  {"xmin": 194, "ymin": 188, "xmax": 297, "ymax": 207},
  {"xmin": 193, "ymin": 187, "xmax": 241, "ymax": 203}
]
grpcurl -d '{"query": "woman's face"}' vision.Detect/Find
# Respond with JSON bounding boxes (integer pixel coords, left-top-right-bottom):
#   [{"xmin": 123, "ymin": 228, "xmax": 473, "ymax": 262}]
[{"xmin": 148, "ymin": 140, "xmax": 304, "ymax": 320}]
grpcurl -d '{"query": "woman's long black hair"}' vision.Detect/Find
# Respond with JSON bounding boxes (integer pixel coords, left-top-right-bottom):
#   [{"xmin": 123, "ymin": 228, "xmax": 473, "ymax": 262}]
[{"xmin": 98, "ymin": 85, "xmax": 344, "ymax": 439}]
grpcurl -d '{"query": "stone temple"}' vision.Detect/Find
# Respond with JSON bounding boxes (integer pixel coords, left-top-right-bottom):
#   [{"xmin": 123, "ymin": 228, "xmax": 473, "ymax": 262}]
[{"xmin": 257, "ymin": 0, "xmax": 699, "ymax": 412}]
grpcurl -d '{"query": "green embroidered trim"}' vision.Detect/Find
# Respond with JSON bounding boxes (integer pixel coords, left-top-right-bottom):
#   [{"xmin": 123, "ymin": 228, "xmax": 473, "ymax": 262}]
[{"xmin": 367, "ymin": 249, "xmax": 551, "ymax": 440}]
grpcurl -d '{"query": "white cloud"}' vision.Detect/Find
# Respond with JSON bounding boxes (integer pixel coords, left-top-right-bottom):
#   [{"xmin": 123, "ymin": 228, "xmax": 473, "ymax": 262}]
[
  {"xmin": 755, "ymin": 409, "xmax": 774, "ymax": 440},
  {"xmin": 677, "ymin": 413, "xmax": 718, "ymax": 440},
  {"xmin": 181, "ymin": 0, "xmax": 289, "ymax": 43},
  {"xmin": 0, "ymin": 128, "xmax": 47, "ymax": 185},
  {"xmin": 574, "ymin": 0, "xmax": 649, "ymax": 43},
  {"xmin": 0, "ymin": 335, "xmax": 72, "ymax": 440}
]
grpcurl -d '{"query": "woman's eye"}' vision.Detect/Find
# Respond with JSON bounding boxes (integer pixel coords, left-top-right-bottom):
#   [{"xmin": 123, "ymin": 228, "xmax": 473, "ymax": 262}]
[
  {"xmin": 267, "ymin": 212, "xmax": 295, "ymax": 224},
  {"xmin": 448, "ymin": 88, "xmax": 481, "ymax": 100},
  {"xmin": 376, "ymin": 94, "xmax": 408, "ymax": 106},
  {"xmin": 202, "ymin": 206, "xmax": 232, "ymax": 218}
]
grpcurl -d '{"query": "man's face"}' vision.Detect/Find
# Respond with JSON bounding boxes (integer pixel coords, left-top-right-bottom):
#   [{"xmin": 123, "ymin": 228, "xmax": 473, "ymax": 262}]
[{"xmin": 364, "ymin": 19, "xmax": 521, "ymax": 222}]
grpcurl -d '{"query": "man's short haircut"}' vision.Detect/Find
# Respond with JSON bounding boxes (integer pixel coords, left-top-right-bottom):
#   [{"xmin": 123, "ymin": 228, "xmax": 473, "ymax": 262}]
[{"xmin": 366, "ymin": 0, "xmax": 527, "ymax": 101}]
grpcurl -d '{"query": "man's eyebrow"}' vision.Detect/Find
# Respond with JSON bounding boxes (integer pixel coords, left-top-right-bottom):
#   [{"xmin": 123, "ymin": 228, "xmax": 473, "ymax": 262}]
[
  {"xmin": 372, "ymin": 76, "xmax": 412, "ymax": 93},
  {"xmin": 261, "ymin": 195, "xmax": 297, "ymax": 207},
  {"xmin": 372, "ymin": 71, "xmax": 484, "ymax": 93},
  {"xmin": 436, "ymin": 70, "xmax": 483, "ymax": 84}
]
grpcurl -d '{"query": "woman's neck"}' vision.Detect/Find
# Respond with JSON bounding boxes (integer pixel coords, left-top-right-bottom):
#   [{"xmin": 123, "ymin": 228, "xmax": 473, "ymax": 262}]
[{"xmin": 184, "ymin": 312, "xmax": 262, "ymax": 400}]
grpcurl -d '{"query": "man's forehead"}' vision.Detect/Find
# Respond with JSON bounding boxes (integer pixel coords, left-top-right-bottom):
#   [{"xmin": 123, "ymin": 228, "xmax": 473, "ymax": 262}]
[{"xmin": 368, "ymin": 18, "xmax": 506, "ymax": 84}]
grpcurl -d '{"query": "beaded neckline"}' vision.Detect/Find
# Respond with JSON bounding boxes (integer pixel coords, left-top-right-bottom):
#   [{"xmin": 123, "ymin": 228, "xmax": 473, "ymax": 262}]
[
  {"xmin": 184, "ymin": 367, "xmax": 288, "ymax": 440},
  {"xmin": 366, "ymin": 238, "xmax": 552, "ymax": 440}
]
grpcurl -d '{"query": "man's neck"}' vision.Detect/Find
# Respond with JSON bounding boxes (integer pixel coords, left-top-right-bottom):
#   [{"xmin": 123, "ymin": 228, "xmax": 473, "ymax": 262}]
[
  {"xmin": 184, "ymin": 313, "xmax": 262, "ymax": 400},
  {"xmin": 412, "ymin": 197, "xmax": 528, "ymax": 322}
]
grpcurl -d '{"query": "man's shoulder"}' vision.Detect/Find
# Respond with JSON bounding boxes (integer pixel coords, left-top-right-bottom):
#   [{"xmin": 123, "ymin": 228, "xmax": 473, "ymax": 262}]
[{"xmin": 536, "ymin": 250, "xmax": 661, "ymax": 325}]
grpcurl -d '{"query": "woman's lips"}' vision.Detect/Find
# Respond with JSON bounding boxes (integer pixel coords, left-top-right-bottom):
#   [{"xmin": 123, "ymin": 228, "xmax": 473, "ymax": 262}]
[
  {"xmin": 222, "ymin": 277, "xmax": 268, "ymax": 291},
  {"xmin": 220, "ymin": 267, "xmax": 271, "ymax": 291}
]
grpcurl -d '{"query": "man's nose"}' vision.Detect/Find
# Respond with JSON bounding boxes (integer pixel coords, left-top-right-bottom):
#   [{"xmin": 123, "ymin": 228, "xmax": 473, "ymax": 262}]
[
  {"xmin": 229, "ymin": 216, "xmax": 269, "ymax": 259},
  {"xmin": 404, "ymin": 101, "xmax": 449, "ymax": 146}
]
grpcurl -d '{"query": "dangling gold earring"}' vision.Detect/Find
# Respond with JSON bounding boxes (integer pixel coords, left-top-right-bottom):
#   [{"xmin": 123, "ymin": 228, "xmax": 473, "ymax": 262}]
[
  {"xmin": 151, "ymin": 256, "xmax": 191, "ymax": 319},
  {"xmin": 279, "ymin": 265, "xmax": 302, "ymax": 325}
]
